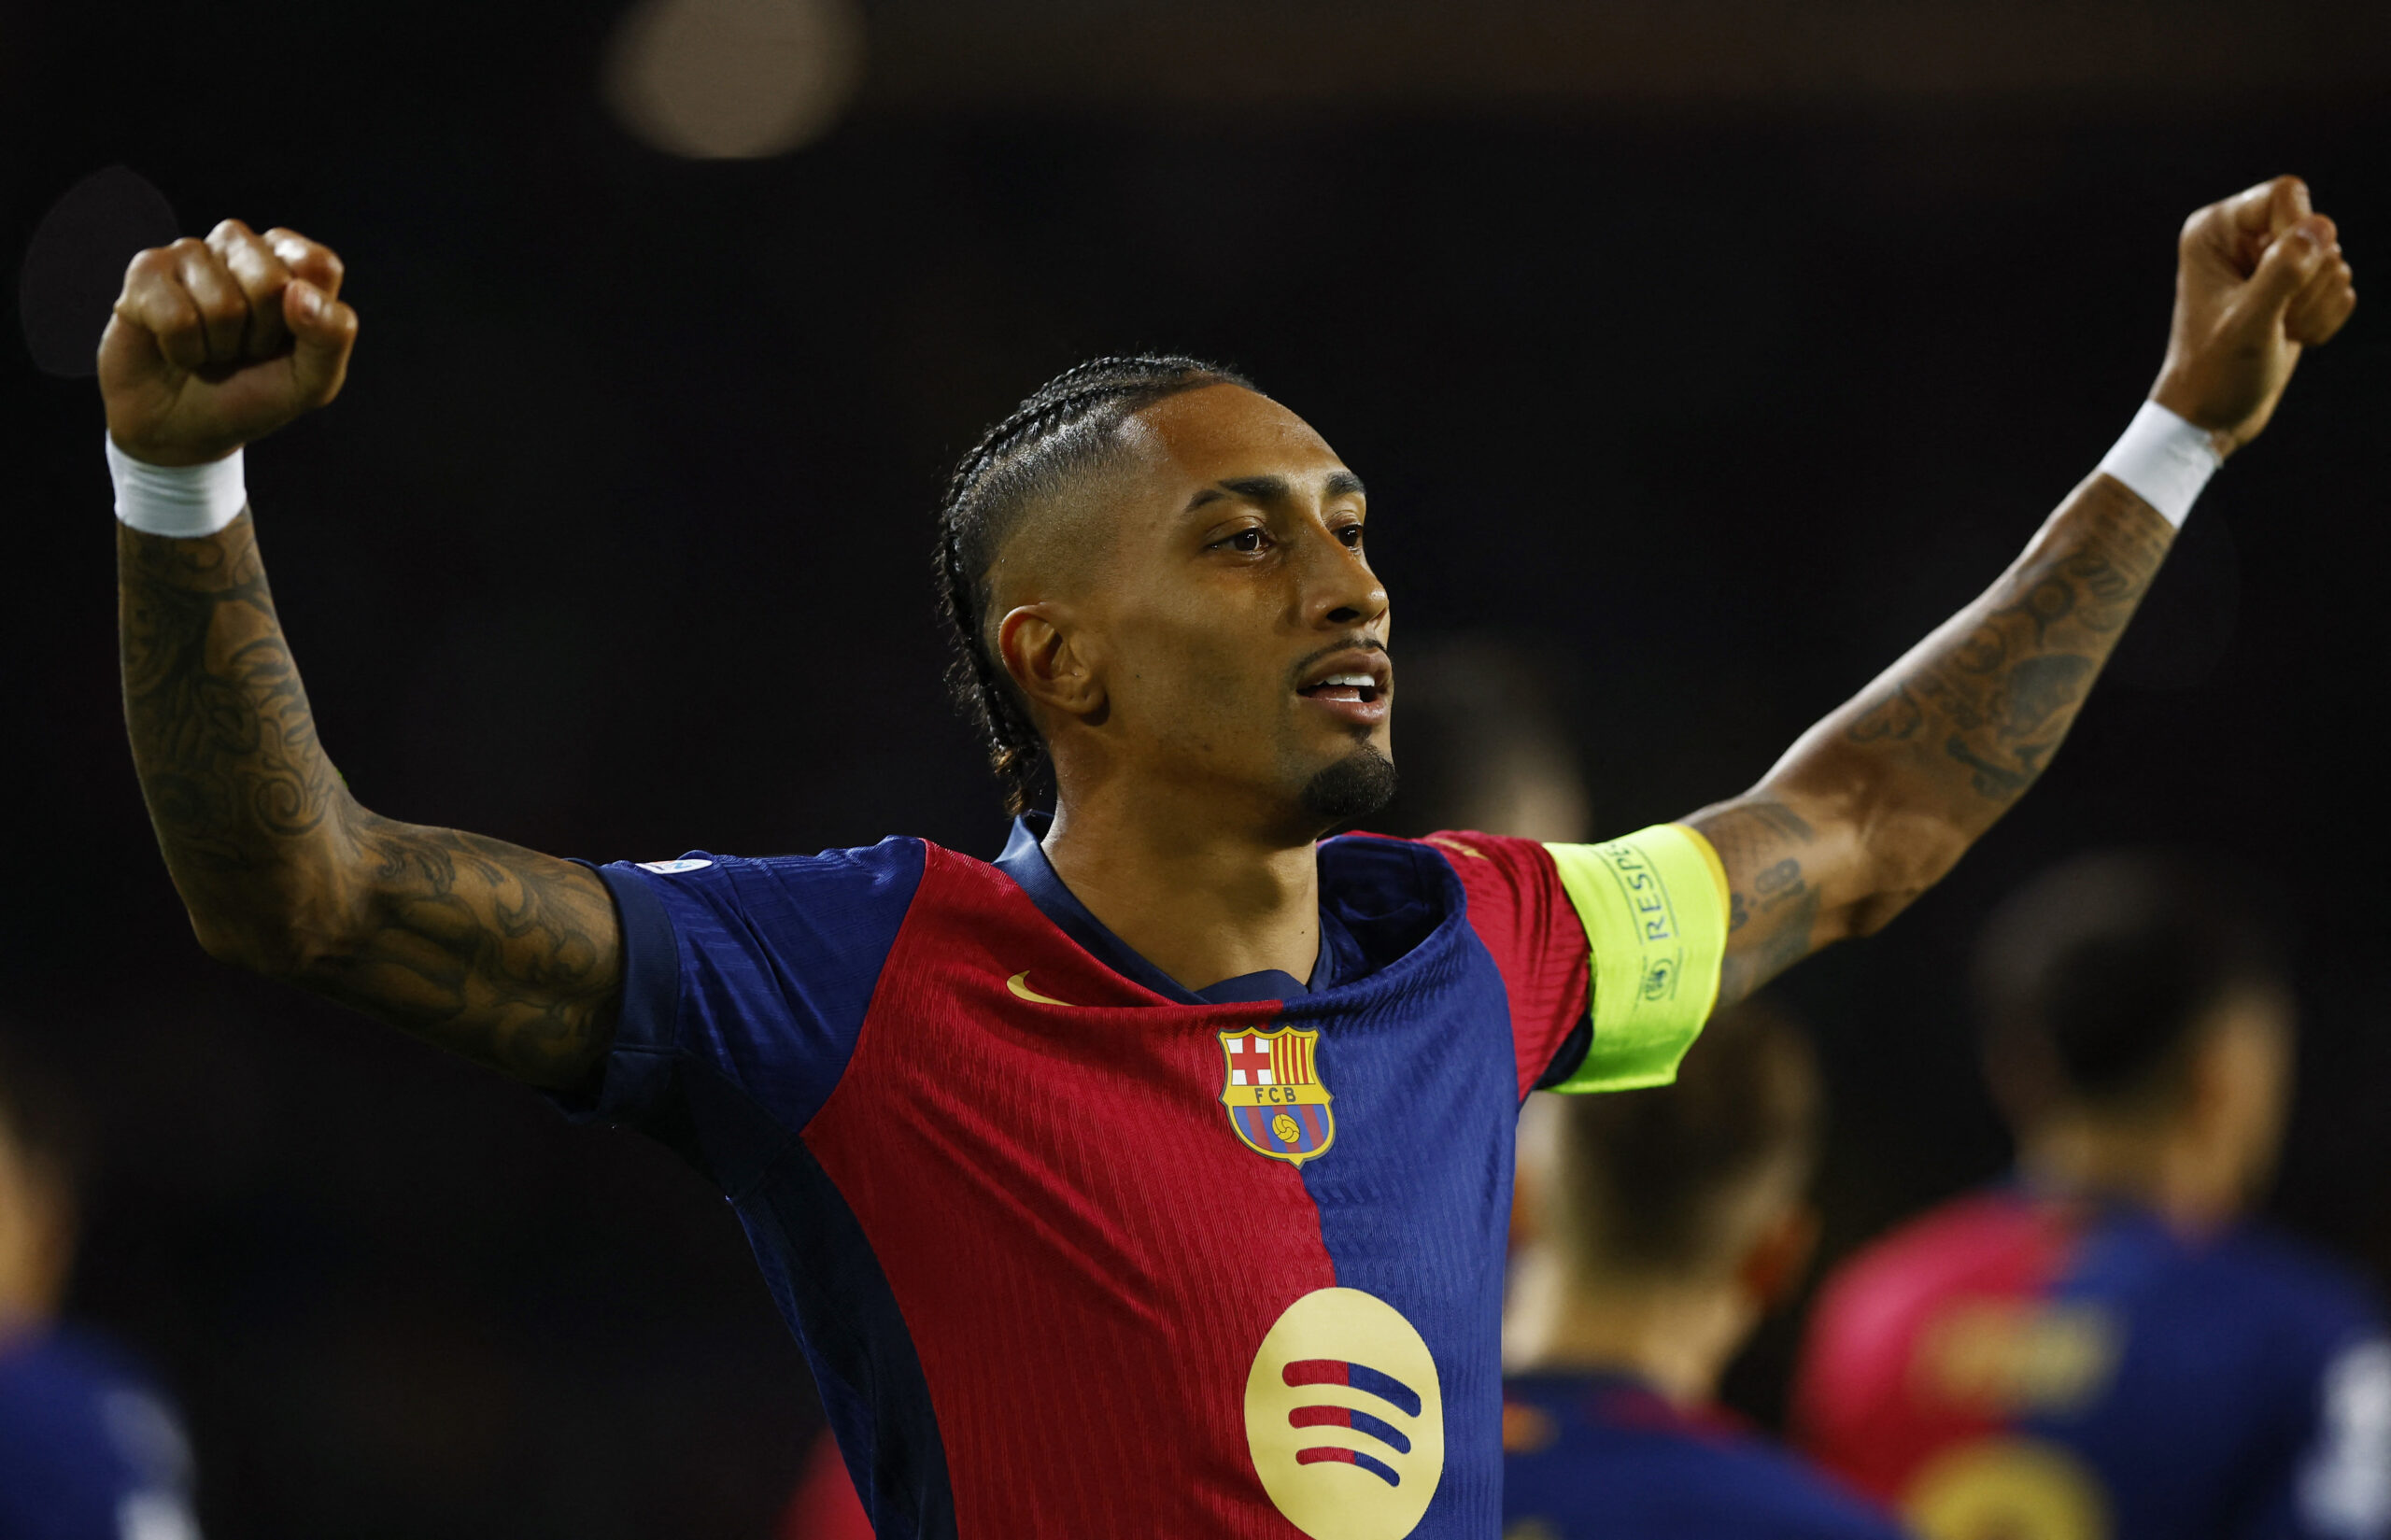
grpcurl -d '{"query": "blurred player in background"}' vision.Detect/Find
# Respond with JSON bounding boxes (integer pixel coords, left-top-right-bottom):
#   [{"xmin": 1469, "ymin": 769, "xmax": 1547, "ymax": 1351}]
[
  {"xmin": 1793, "ymin": 852, "xmax": 2391, "ymax": 1540},
  {"xmin": 0, "ymin": 1038, "xmax": 202, "ymax": 1540},
  {"xmin": 102, "ymin": 176, "xmax": 2352, "ymax": 1538},
  {"xmin": 1504, "ymin": 1004, "xmax": 1907, "ymax": 1540}
]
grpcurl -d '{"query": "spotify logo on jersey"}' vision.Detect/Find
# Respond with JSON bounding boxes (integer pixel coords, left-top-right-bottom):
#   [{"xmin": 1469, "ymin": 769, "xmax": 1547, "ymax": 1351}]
[{"xmin": 1244, "ymin": 1288, "xmax": 1445, "ymax": 1540}]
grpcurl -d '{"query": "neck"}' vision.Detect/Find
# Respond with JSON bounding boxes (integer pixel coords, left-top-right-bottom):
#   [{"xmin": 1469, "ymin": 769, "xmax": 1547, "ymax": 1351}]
[
  {"xmin": 1040, "ymin": 786, "xmax": 1324, "ymax": 993},
  {"xmin": 2018, "ymin": 1114, "xmax": 2242, "ymax": 1233},
  {"xmin": 1503, "ymin": 1243, "xmax": 1747, "ymax": 1408}
]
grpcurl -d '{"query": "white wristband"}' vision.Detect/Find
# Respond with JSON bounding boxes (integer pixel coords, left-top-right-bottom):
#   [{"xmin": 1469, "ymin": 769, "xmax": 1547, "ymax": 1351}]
[
  {"xmin": 2095, "ymin": 401, "xmax": 2220, "ymax": 530},
  {"xmin": 106, "ymin": 435, "xmax": 248, "ymax": 538}
]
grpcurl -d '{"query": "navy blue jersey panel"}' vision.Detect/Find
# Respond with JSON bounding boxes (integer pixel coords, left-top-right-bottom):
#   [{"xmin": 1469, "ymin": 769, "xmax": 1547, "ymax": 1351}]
[
  {"xmin": 1317, "ymin": 834, "xmax": 1454, "ymax": 969},
  {"xmin": 723, "ymin": 1081, "xmax": 958, "ymax": 1540},
  {"xmin": 1290, "ymin": 842, "xmax": 1518, "ymax": 1537},
  {"xmin": 0, "ymin": 1327, "xmax": 201, "ymax": 1540},
  {"xmin": 542, "ymin": 857, "xmax": 682, "ymax": 1125},
  {"xmin": 2027, "ymin": 1209, "xmax": 2388, "ymax": 1540},
  {"xmin": 1505, "ymin": 1374, "xmax": 1909, "ymax": 1540},
  {"xmin": 578, "ymin": 840, "xmax": 926, "ymax": 1135}
]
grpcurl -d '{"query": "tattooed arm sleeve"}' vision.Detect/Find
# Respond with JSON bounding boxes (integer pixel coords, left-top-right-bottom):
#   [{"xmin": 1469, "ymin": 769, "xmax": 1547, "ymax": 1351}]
[
  {"xmin": 119, "ymin": 513, "xmax": 621, "ymax": 1089},
  {"xmin": 1686, "ymin": 473, "xmax": 2174, "ymax": 1005}
]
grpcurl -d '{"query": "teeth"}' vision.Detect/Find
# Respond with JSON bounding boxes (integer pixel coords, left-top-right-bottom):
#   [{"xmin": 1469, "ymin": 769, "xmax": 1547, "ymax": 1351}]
[{"xmin": 1320, "ymin": 672, "xmax": 1375, "ymax": 687}]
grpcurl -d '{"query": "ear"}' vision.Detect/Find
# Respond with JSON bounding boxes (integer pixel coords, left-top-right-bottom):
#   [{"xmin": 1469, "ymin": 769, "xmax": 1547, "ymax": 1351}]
[
  {"xmin": 1736, "ymin": 1202, "xmax": 1820, "ymax": 1314},
  {"xmin": 997, "ymin": 604, "xmax": 1104, "ymax": 720},
  {"xmin": 2172, "ymin": 1003, "xmax": 2267, "ymax": 1152},
  {"xmin": 2180, "ymin": 1028, "xmax": 2232, "ymax": 1137}
]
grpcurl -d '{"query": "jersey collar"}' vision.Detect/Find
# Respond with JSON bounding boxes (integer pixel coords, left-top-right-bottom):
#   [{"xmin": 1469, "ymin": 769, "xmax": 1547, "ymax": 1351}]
[{"xmin": 993, "ymin": 812, "xmax": 1357, "ymax": 1005}]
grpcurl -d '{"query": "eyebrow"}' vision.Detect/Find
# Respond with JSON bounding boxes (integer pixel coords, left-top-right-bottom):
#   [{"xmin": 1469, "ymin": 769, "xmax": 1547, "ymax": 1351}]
[{"xmin": 1184, "ymin": 470, "xmax": 1368, "ymax": 512}]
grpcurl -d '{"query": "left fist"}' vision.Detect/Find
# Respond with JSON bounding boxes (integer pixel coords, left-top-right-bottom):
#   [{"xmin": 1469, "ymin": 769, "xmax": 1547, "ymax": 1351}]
[{"xmin": 2152, "ymin": 177, "xmax": 2355, "ymax": 456}]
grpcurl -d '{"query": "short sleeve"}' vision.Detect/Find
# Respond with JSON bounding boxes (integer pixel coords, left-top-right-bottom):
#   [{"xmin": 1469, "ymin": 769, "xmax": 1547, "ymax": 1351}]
[
  {"xmin": 559, "ymin": 840, "xmax": 927, "ymax": 1140},
  {"xmin": 1417, "ymin": 830, "xmax": 1599, "ymax": 1099},
  {"xmin": 1541, "ymin": 823, "xmax": 1730, "ymax": 1094}
]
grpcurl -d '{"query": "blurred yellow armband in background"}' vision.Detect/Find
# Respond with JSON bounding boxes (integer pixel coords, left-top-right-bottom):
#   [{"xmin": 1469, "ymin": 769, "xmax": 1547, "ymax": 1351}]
[{"xmin": 1542, "ymin": 823, "xmax": 1731, "ymax": 1094}]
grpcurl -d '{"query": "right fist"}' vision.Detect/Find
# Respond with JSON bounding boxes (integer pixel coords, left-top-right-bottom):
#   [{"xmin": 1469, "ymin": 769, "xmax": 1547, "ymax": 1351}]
[
  {"xmin": 98, "ymin": 220, "xmax": 359, "ymax": 467},
  {"xmin": 2150, "ymin": 177, "xmax": 2356, "ymax": 457}
]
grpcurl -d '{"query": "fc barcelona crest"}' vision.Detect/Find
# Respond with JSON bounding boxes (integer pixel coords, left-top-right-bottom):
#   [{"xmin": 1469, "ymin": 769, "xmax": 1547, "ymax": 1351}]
[{"xmin": 1218, "ymin": 1027, "xmax": 1336, "ymax": 1166}]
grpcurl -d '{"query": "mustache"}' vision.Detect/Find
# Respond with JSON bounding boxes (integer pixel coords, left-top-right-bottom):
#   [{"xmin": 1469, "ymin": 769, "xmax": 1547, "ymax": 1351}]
[{"xmin": 1287, "ymin": 638, "xmax": 1391, "ymax": 690}]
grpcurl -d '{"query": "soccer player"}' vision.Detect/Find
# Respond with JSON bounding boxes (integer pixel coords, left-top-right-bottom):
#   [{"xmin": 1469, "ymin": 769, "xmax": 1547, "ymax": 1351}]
[
  {"xmin": 1504, "ymin": 1004, "xmax": 1903, "ymax": 1540},
  {"xmin": 0, "ymin": 1039, "xmax": 204, "ymax": 1540},
  {"xmin": 100, "ymin": 177, "xmax": 2351, "ymax": 1539},
  {"xmin": 1791, "ymin": 852, "xmax": 2391, "ymax": 1540}
]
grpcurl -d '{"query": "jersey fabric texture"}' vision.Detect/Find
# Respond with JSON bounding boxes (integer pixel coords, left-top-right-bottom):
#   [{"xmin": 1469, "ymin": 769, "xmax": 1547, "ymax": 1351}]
[
  {"xmin": 0, "ymin": 1324, "xmax": 201, "ymax": 1540},
  {"xmin": 563, "ymin": 815, "xmax": 1726, "ymax": 1540},
  {"xmin": 1501, "ymin": 1372, "xmax": 1910, "ymax": 1540},
  {"xmin": 1793, "ymin": 1187, "xmax": 2391, "ymax": 1540},
  {"xmin": 783, "ymin": 1432, "xmax": 876, "ymax": 1540}
]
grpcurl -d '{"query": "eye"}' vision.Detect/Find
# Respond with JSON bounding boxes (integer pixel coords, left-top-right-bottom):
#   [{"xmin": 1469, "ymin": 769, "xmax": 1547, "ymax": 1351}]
[
  {"xmin": 1212, "ymin": 527, "xmax": 1270, "ymax": 554},
  {"xmin": 1336, "ymin": 524, "xmax": 1365, "ymax": 549}
]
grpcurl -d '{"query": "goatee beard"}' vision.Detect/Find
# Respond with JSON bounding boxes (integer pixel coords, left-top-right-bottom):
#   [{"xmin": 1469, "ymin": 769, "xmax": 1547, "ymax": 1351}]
[{"xmin": 1298, "ymin": 744, "xmax": 1398, "ymax": 827}]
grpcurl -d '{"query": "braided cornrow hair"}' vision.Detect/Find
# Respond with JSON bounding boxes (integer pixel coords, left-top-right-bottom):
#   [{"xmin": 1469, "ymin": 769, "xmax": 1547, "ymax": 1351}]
[{"xmin": 934, "ymin": 355, "xmax": 1254, "ymax": 815}]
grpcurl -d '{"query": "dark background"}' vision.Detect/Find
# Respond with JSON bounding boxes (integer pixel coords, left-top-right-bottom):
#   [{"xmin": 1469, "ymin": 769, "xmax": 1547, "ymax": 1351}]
[{"xmin": 6, "ymin": 2, "xmax": 2388, "ymax": 1534}]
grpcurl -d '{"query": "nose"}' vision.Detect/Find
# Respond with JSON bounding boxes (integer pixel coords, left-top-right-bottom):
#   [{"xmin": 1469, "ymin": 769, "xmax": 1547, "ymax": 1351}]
[{"xmin": 1300, "ymin": 524, "xmax": 1387, "ymax": 632}]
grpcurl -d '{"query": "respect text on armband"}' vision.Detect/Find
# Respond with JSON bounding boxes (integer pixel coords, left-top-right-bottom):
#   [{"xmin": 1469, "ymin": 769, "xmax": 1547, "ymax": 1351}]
[{"xmin": 1600, "ymin": 841, "xmax": 1676, "ymax": 942}]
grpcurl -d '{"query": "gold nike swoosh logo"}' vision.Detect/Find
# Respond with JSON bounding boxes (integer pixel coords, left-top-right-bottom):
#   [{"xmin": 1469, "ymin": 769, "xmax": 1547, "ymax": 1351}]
[{"xmin": 1006, "ymin": 971, "xmax": 1077, "ymax": 1007}]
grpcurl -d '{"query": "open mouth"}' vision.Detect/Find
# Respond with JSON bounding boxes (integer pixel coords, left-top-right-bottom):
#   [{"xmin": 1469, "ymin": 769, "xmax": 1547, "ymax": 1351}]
[{"xmin": 1297, "ymin": 672, "xmax": 1384, "ymax": 706}]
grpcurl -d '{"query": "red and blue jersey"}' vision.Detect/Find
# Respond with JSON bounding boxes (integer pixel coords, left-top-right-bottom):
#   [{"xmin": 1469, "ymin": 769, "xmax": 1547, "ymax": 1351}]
[
  {"xmin": 570, "ymin": 814, "xmax": 1727, "ymax": 1540},
  {"xmin": 1501, "ymin": 1372, "xmax": 1911, "ymax": 1540},
  {"xmin": 1794, "ymin": 1188, "xmax": 2391, "ymax": 1540}
]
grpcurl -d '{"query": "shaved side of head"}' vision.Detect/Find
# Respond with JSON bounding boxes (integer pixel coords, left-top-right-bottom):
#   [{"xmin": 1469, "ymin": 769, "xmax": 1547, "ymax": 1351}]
[
  {"xmin": 978, "ymin": 410, "xmax": 1164, "ymax": 623},
  {"xmin": 933, "ymin": 357, "xmax": 1256, "ymax": 813}
]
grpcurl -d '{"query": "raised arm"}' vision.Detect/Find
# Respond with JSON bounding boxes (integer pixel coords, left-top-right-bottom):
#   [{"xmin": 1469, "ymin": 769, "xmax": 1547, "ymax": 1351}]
[
  {"xmin": 1688, "ymin": 176, "xmax": 2356, "ymax": 1006},
  {"xmin": 107, "ymin": 221, "xmax": 620, "ymax": 1090}
]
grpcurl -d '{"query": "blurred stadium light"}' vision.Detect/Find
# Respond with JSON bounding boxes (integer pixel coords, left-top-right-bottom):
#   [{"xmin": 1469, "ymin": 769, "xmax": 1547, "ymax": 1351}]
[
  {"xmin": 606, "ymin": 0, "xmax": 866, "ymax": 158},
  {"xmin": 16, "ymin": 166, "xmax": 177, "ymax": 380}
]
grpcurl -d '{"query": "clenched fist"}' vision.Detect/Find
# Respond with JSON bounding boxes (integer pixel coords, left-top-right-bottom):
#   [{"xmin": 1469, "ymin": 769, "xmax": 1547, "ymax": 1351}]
[
  {"xmin": 2153, "ymin": 176, "xmax": 2356, "ymax": 456},
  {"xmin": 98, "ymin": 220, "xmax": 359, "ymax": 468}
]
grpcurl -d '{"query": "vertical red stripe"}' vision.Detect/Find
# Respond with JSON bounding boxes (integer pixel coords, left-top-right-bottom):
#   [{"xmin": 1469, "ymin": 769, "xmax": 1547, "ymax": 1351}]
[{"xmin": 805, "ymin": 845, "xmax": 1337, "ymax": 1536}]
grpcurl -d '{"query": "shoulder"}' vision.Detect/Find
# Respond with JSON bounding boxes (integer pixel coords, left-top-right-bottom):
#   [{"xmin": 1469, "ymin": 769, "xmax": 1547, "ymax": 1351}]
[
  {"xmin": 0, "ymin": 1323, "xmax": 145, "ymax": 1408},
  {"xmin": 1324, "ymin": 828, "xmax": 1572, "ymax": 927},
  {"xmin": 1816, "ymin": 1190, "xmax": 2058, "ymax": 1317},
  {"xmin": 604, "ymin": 836, "xmax": 931, "ymax": 907},
  {"xmin": 1508, "ymin": 1385, "xmax": 1903, "ymax": 1540},
  {"xmin": 1320, "ymin": 829, "xmax": 1474, "ymax": 925},
  {"xmin": 2197, "ymin": 1222, "xmax": 2384, "ymax": 1353},
  {"xmin": 595, "ymin": 837, "xmax": 938, "ymax": 968},
  {"xmin": 1803, "ymin": 1190, "xmax": 2063, "ymax": 1402},
  {"xmin": 1322, "ymin": 828, "xmax": 1475, "ymax": 888},
  {"xmin": 1698, "ymin": 1434, "xmax": 1914, "ymax": 1540},
  {"xmin": 2212, "ymin": 1222, "xmax": 2380, "ymax": 1311},
  {"xmin": 1323, "ymin": 830, "xmax": 1573, "ymax": 975},
  {"xmin": 0, "ymin": 1324, "xmax": 191, "ymax": 1480}
]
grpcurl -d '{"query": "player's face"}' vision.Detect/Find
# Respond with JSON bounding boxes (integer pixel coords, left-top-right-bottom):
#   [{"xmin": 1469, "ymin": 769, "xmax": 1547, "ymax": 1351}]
[{"xmin": 1083, "ymin": 384, "xmax": 1394, "ymax": 834}]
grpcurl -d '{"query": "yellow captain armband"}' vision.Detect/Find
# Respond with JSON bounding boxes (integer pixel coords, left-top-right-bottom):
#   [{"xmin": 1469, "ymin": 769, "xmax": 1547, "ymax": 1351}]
[{"xmin": 1541, "ymin": 823, "xmax": 1731, "ymax": 1094}]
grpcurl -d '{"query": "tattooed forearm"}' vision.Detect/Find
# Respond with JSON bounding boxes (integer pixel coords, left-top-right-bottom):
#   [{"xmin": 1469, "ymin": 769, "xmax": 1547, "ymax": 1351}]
[
  {"xmin": 119, "ymin": 515, "xmax": 619, "ymax": 1088},
  {"xmin": 1689, "ymin": 798, "xmax": 1824, "ymax": 1007},
  {"xmin": 1687, "ymin": 473, "xmax": 2175, "ymax": 1002},
  {"xmin": 1840, "ymin": 474, "xmax": 2171, "ymax": 806}
]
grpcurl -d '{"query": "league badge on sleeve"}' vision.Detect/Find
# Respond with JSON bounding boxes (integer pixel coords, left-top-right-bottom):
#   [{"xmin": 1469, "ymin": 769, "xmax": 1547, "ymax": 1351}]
[{"xmin": 1219, "ymin": 1027, "xmax": 1336, "ymax": 1166}]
